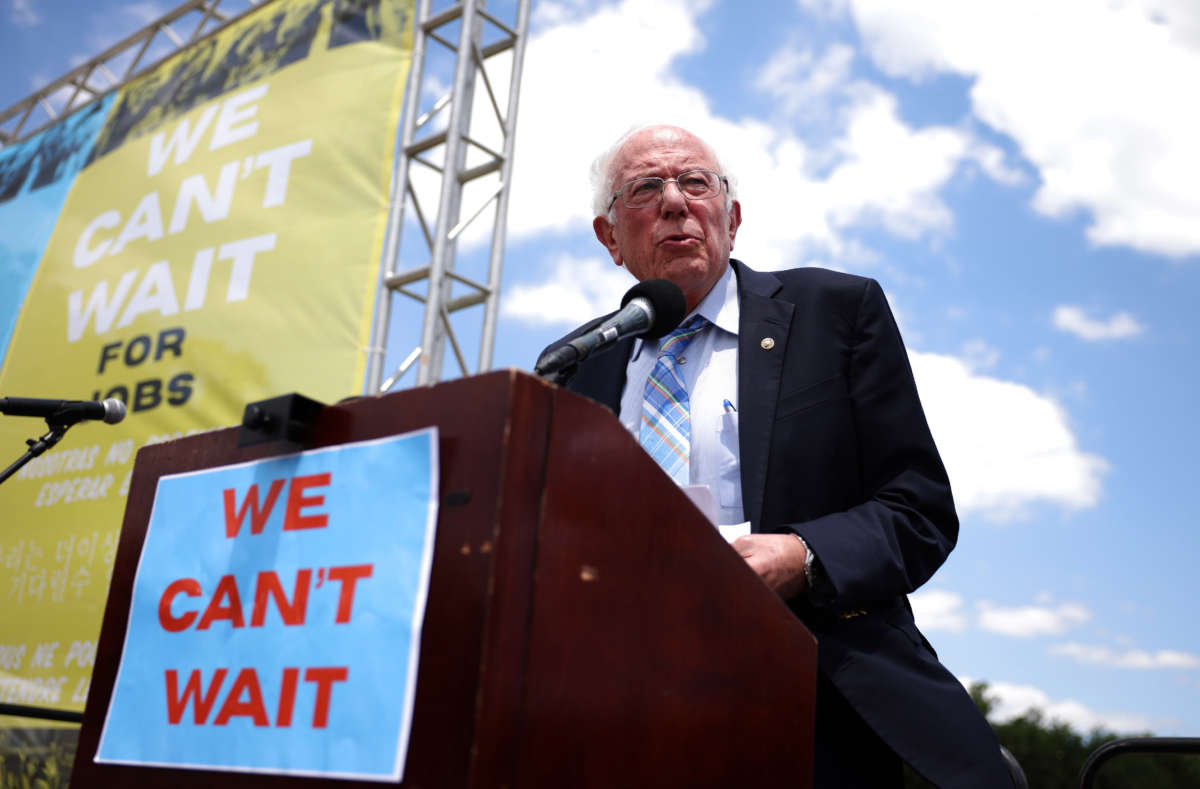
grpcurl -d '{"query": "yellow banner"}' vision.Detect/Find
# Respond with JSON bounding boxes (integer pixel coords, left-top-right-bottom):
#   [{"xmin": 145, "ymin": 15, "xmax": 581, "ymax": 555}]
[{"xmin": 0, "ymin": 0, "xmax": 413, "ymax": 717}]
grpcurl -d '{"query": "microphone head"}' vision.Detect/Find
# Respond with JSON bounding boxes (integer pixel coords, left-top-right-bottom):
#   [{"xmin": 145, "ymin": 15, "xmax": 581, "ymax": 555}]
[
  {"xmin": 102, "ymin": 398, "xmax": 127, "ymax": 424},
  {"xmin": 622, "ymin": 279, "xmax": 687, "ymax": 340}
]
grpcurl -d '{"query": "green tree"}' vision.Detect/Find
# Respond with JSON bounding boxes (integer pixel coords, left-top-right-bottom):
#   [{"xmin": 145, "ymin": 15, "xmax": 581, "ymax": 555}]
[{"xmin": 904, "ymin": 682, "xmax": 1200, "ymax": 788}]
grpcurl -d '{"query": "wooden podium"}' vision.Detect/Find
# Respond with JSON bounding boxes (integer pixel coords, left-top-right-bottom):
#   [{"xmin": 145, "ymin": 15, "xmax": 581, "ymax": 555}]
[{"xmin": 71, "ymin": 370, "xmax": 816, "ymax": 787}]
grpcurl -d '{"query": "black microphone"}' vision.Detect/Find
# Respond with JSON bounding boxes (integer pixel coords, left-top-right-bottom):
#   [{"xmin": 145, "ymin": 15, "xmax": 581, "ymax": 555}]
[
  {"xmin": 0, "ymin": 397, "xmax": 127, "ymax": 426},
  {"xmin": 535, "ymin": 278, "xmax": 687, "ymax": 378}
]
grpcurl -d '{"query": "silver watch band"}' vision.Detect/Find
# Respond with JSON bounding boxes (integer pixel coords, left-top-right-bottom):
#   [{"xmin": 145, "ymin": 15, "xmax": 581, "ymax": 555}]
[{"xmin": 794, "ymin": 533, "xmax": 815, "ymax": 586}]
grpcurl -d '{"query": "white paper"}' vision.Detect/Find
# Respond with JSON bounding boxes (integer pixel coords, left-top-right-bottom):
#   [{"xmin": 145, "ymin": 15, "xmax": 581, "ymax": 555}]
[{"xmin": 682, "ymin": 484, "xmax": 750, "ymax": 543}]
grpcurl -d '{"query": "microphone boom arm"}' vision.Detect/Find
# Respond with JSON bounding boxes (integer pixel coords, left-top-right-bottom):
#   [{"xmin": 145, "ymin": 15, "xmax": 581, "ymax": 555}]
[{"xmin": 0, "ymin": 421, "xmax": 71, "ymax": 487}]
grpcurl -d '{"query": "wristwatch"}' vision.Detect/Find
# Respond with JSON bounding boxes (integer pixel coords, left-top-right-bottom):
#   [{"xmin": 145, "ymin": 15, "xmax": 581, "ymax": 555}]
[{"xmin": 794, "ymin": 533, "xmax": 816, "ymax": 588}]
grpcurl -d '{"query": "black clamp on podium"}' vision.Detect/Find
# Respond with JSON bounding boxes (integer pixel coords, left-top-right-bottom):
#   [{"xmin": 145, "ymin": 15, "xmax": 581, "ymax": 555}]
[{"xmin": 238, "ymin": 393, "xmax": 325, "ymax": 448}]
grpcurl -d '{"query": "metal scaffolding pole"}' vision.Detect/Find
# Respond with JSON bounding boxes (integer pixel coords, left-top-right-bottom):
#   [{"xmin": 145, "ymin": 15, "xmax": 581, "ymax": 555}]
[{"xmin": 367, "ymin": 0, "xmax": 530, "ymax": 391}]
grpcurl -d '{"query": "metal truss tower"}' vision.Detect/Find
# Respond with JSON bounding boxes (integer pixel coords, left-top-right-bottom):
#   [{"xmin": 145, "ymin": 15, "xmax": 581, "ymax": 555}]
[{"xmin": 368, "ymin": 0, "xmax": 531, "ymax": 391}]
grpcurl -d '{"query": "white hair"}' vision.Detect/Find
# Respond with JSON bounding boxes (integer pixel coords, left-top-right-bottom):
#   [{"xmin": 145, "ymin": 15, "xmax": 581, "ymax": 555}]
[{"xmin": 589, "ymin": 124, "xmax": 738, "ymax": 221}]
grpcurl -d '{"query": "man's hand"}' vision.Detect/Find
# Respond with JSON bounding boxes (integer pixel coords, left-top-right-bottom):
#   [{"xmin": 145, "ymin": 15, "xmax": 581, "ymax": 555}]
[{"xmin": 732, "ymin": 533, "xmax": 807, "ymax": 599}]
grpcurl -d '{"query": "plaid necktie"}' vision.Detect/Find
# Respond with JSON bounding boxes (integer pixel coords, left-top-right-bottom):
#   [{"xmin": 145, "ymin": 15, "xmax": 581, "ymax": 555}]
[{"xmin": 639, "ymin": 316, "xmax": 708, "ymax": 485}]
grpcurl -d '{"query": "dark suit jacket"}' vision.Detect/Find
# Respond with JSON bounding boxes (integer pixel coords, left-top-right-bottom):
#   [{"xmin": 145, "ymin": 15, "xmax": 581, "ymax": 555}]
[{"xmin": 545, "ymin": 260, "xmax": 1010, "ymax": 788}]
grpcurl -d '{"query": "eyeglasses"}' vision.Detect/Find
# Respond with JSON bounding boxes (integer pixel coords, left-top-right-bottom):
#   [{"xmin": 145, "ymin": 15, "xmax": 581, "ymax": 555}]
[{"xmin": 608, "ymin": 169, "xmax": 727, "ymax": 210}]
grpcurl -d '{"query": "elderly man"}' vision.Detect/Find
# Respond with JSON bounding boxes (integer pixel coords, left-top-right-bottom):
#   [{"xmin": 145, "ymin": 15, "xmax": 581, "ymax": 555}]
[{"xmin": 541, "ymin": 124, "xmax": 1011, "ymax": 788}]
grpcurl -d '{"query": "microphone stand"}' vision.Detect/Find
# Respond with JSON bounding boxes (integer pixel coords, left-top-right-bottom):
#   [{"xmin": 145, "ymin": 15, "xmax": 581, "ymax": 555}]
[{"xmin": 0, "ymin": 419, "xmax": 71, "ymax": 486}]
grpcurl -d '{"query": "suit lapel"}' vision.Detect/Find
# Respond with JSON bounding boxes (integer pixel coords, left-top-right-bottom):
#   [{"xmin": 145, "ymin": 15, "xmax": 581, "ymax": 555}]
[
  {"xmin": 733, "ymin": 261, "xmax": 793, "ymax": 530},
  {"xmin": 565, "ymin": 261, "xmax": 790, "ymax": 529}
]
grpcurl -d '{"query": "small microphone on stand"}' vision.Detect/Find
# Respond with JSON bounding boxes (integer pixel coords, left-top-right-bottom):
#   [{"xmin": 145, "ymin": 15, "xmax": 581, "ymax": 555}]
[
  {"xmin": 0, "ymin": 397, "xmax": 127, "ymax": 485},
  {"xmin": 0, "ymin": 397, "xmax": 127, "ymax": 426}
]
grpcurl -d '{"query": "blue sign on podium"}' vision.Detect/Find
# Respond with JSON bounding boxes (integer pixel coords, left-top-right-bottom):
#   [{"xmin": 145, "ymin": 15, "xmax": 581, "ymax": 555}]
[{"xmin": 97, "ymin": 428, "xmax": 439, "ymax": 782}]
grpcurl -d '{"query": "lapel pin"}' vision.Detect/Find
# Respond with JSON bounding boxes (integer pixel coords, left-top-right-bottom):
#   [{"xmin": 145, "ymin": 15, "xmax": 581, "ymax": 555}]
[{"xmin": 760, "ymin": 337, "xmax": 775, "ymax": 350}]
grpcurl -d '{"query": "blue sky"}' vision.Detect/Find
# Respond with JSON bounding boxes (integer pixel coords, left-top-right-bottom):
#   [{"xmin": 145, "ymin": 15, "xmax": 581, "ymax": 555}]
[{"xmin": 4, "ymin": 0, "xmax": 1200, "ymax": 738}]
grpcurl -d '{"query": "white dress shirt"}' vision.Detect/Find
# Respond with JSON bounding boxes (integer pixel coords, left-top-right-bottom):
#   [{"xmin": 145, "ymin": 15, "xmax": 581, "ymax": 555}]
[{"xmin": 619, "ymin": 265, "xmax": 745, "ymax": 526}]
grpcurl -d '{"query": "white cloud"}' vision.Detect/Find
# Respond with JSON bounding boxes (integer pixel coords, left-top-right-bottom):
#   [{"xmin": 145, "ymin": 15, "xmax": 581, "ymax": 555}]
[
  {"xmin": 531, "ymin": 0, "xmax": 600, "ymax": 29},
  {"xmin": 910, "ymin": 589, "xmax": 967, "ymax": 633},
  {"xmin": 838, "ymin": 0, "xmax": 1200, "ymax": 258},
  {"xmin": 977, "ymin": 601, "xmax": 1090, "ymax": 637},
  {"xmin": 817, "ymin": 86, "xmax": 963, "ymax": 241},
  {"xmin": 960, "ymin": 339, "xmax": 999, "ymax": 371},
  {"xmin": 120, "ymin": 1, "xmax": 170, "ymax": 27},
  {"xmin": 504, "ymin": 3, "xmax": 1016, "ymax": 271},
  {"xmin": 913, "ymin": 592, "xmax": 1100, "ymax": 637},
  {"xmin": 500, "ymin": 254, "xmax": 633, "ymax": 326},
  {"xmin": 746, "ymin": 42, "xmax": 1020, "ymax": 251},
  {"xmin": 420, "ymin": 73, "xmax": 451, "ymax": 107},
  {"xmin": 910, "ymin": 351, "xmax": 1107, "ymax": 520},
  {"xmin": 1053, "ymin": 305, "xmax": 1145, "ymax": 341},
  {"xmin": 1050, "ymin": 643, "xmax": 1200, "ymax": 670},
  {"xmin": 753, "ymin": 42, "xmax": 856, "ymax": 123},
  {"xmin": 972, "ymin": 679, "xmax": 1156, "ymax": 733},
  {"xmin": 11, "ymin": 0, "xmax": 39, "ymax": 26}
]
